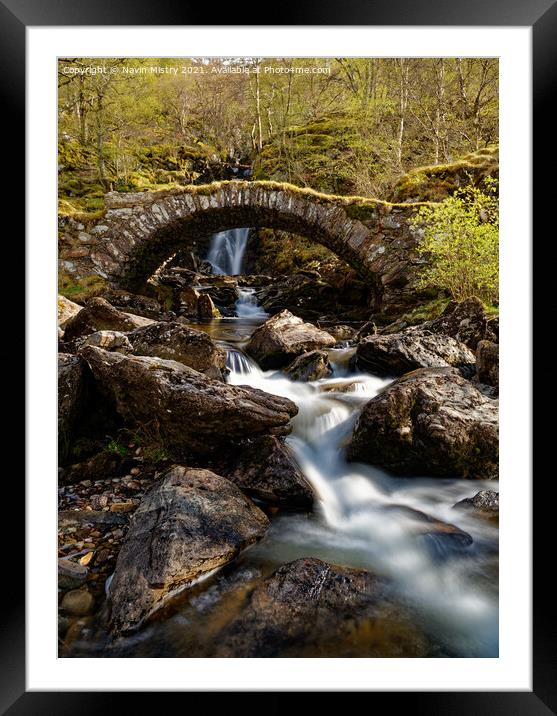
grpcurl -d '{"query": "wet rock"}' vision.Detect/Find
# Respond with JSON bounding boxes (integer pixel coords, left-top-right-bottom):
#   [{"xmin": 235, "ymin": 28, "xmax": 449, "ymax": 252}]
[
  {"xmin": 128, "ymin": 321, "xmax": 226, "ymax": 379},
  {"xmin": 80, "ymin": 347, "xmax": 298, "ymax": 457},
  {"xmin": 200, "ymin": 276, "xmax": 239, "ymax": 307},
  {"xmin": 58, "ymin": 295, "xmax": 82, "ymax": 328},
  {"xmin": 64, "ymin": 297, "xmax": 154, "ymax": 340},
  {"xmin": 421, "ymin": 297, "xmax": 488, "ymax": 350},
  {"xmin": 213, "ymin": 558, "xmax": 428, "ymax": 657},
  {"xmin": 454, "ymin": 490, "xmax": 499, "ymax": 519},
  {"xmin": 197, "ymin": 292, "xmax": 221, "ymax": 320},
  {"xmin": 58, "ymin": 353, "xmax": 86, "ymax": 454},
  {"xmin": 285, "ymin": 350, "xmax": 333, "ymax": 382},
  {"xmin": 81, "ymin": 330, "xmax": 133, "ymax": 353},
  {"xmin": 246, "ymin": 310, "xmax": 336, "ymax": 370},
  {"xmin": 179, "ymin": 286, "xmax": 201, "ymax": 317},
  {"xmin": 108, "ymin": 466, "xmax": 268, "ymax": 635},
  {"xmin": 324, "ymin": 324, "xmax": 357, "ymax": 342},
  {"xmin": 227, "ymin": 436, "xmax": 314, "ymax": 508},
  {"xmin": 60, "ymin": 588, "xmax": 94, "ymax": 617},
  {"xmin": 383, "ymin": 505, "xmax": 473, "ymax": 548},
  {"xmin": 347, "ymin": 367, "xmax": 498, "ymax": 478},
  {"xmin": 58, "ymin": 558, "xmax": 88, "ymax": 590},
  {"xmin": 100, "ymin": 289, "xmax": 163, "ymax": 319},
  {"xmin": 319, "ymin": 380, "xmax": 361, "ymax": 394},
  {"xmin": 355, "ymin": 331, "xmax": 476, "ymax": 377},
  {"xmin": 476, "ymin": 340, "xmax": 499, "ymax": 388}
]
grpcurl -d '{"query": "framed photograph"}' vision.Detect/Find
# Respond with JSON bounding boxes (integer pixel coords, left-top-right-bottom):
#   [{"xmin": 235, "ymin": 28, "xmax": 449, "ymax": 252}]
[{"xmin": 6, "ymin": 0, "xmax": 552, "ymax": 710}]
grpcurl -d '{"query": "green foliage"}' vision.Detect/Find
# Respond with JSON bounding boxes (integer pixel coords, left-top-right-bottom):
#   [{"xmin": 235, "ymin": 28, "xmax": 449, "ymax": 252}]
[
  {"xmin": 253, "ymin": 228, "xmax": 335, "ymax": 274},
  {"xmin": 106, "ymin": 439, "xmax": 130, "ymax": 457},
  {"xmin": 412, "ymin": 178, "xmax": 498, "ymax": 305},
  {"xmin": 58, "ymin": 58, "xmax": 498, "ymax": 203}
]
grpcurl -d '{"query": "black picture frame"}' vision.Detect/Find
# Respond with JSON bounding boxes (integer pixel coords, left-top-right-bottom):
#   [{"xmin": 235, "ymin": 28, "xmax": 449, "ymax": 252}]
[{"xmin": 6, "ymin": 0, "xmax": 553, "ymax": 711}]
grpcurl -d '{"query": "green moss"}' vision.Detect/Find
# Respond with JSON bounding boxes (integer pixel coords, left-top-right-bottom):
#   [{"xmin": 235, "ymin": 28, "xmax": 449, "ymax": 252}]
[
  {"xmin": 391, "ymin": 146, "xmax": 499, "ymax": 203},
  {"xmin": 382, "ymin": 296, "xmax": 452, "ymax": 332},
  {"xmin": 58, "ymin": 273, "xmax": 108, "ymax": 302},
  {"xmin": 140, "ymin": 180, "xmax": 436, "ymax": 214}
]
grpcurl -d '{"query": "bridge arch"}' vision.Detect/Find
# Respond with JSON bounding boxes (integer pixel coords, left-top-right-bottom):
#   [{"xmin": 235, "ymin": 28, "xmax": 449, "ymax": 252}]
[{"xmin": 85, "ymin": 181, "xmax": 422, "ymax": 302}]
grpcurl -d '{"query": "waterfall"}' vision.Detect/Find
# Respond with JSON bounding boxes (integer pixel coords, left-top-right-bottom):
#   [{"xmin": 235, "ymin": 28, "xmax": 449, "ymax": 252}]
[
  {"xmin": 235, "ymin": 287, "xmax": 268, "ymax": 319},
  {"xmin": 207, "ymin": 228, "xmax": 250, "ymax": 275}
]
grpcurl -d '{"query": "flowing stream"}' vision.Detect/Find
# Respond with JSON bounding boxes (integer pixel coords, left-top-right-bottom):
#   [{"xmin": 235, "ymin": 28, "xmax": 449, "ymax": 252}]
[
  {"xmin": 201, "ymin": 227, "xmax": 498, "ymax": 657},
  {"xmin": 222, "ymin": 343, "xmax": 498, "ymax": 657},
  {"xmin": 76, "ymin": 228, "xmax": 498, "ymax": 658}
]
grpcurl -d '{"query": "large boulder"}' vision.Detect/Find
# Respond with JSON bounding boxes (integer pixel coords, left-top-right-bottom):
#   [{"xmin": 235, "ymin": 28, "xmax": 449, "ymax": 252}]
[
  {"xmin": 476, "ymin": 340, "xmax": 499, "ymax": 388},
  {"xmin": 100, "ymin": 289, "xmax": 164, "ymax": 319},
  {"xmin": 347, "ymin": 367, "xmax": 498, "ymax": 478},
  {"xmin": 355, "ymin": 331, "xmax": 476, "ymax": 377},
  {"xmin": 58, "ymin": 295, "xmax": 82, "ymax": 328},
  {"xmin": 227, "ymin": 436, "xmax": 314, "ymax": 508},
  {"xmin": 128, "ymin": 321, "xmax": 227, "ymax": 379},
  {"xmin": 285, "ymin": 350, "xmax": 333, "ymax": 382},
  {"xmin": 213, "ymin": 558, "xmax": 428, "ymax": 657},
  {"xmin": 420, "ymin": 297, "xmax": 488, "ymax": 350},
  {"xmin": 58, "ymin": 353, "xmax": 86, "ymax": 453},
  {"xmin": 246, "ymin": 310, "xmax": 336, "ymax": 370},
  {"xmin": 79, "ymin": 347, "xmax": 298, "ymax": 457},
  {"xmin": 63, "ymin": 297, "xmax": 154, "ymax": 340},
  {"xmin": 108, "ymin": 466, "xmax": 268, "ymax": 635}
]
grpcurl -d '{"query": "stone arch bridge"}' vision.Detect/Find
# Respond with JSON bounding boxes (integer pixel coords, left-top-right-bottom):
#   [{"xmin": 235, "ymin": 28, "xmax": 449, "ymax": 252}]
[{"xmin": 69, "ymin": 181, "xmax": 428, "ymax": 312}]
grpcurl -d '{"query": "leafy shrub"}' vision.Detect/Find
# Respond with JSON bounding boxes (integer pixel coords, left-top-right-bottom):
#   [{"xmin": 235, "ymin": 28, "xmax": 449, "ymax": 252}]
[{"xmin": 412, "ymin": 177, "xmax": 498, "ymax": 306}]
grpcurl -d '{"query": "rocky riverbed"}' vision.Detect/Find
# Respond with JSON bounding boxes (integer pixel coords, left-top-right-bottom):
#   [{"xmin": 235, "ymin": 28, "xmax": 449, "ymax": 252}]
[{"xmin": 58, "ymin": 276, "xmax": 499, "ymax": 658}]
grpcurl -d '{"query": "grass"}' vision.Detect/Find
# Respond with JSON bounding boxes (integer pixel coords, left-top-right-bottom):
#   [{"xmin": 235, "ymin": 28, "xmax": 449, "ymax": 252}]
[{"xmin": 58, "ymin": 273, "xmax": 107, "ymax": 302}]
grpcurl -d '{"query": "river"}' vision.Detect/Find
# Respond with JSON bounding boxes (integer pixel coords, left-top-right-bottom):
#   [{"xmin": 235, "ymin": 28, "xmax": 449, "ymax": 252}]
[{"xmin": 74, "ymin": 227, "xmax": 499, "ymax": 658}]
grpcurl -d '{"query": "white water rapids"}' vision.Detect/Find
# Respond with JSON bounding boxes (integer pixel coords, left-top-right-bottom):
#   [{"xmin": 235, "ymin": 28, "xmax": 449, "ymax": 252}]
[
  {"xmin": 198, "ymin": 226, "xmax": 498, "ymax": 656},
  {"xmin": 223, "ymin": 341, "xmax": 499, "ymax": 657}
]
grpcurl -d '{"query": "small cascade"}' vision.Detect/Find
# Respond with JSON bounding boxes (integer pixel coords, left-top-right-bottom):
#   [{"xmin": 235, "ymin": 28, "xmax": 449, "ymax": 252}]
[
  {"xmin": 235, "ymin": 287, "xmax": 268, "ymax": 320},
  {"xmin": 207, "ymin": 227, "xmax": 250, "ymax": 275},
  {"xmin": 226, "ymin": 348, "xmax": 262, "ymax": 377}
]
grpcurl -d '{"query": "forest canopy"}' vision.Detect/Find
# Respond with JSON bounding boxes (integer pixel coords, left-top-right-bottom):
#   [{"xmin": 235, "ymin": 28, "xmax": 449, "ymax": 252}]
[{"xmin": 58, "ymin": 57, "xmax": 498, "ymax": 201}]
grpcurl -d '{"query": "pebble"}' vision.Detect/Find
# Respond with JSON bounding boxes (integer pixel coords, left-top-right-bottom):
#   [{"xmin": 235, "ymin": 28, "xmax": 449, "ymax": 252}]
[
  {"xmin": 95, "ymin": 548, "xmax": 111, "ymax": 564},
  {"xmin": 60, "ymin": 588, "xmax": 94, "ymax": 617},
  {"xmin": 110, "ymin": 501, "xmax": 135, "ymax": 513},
  {"xmin": 79, "ymin": 551, "xmax": 95, "ymax": 566},
  {"xmin": 58, "ymin": 559, "xmax": 88, "ymax": 590}
]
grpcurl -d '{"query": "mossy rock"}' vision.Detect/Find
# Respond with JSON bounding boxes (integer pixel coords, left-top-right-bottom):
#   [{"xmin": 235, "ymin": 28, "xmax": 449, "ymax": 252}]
[
  {"xmin": 58, "ymin": 273, "xmax": 108, "ymax": 302},
  {"xmin": 390, "ymin": 146, "xmax": 499, "ymax": 203}
]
